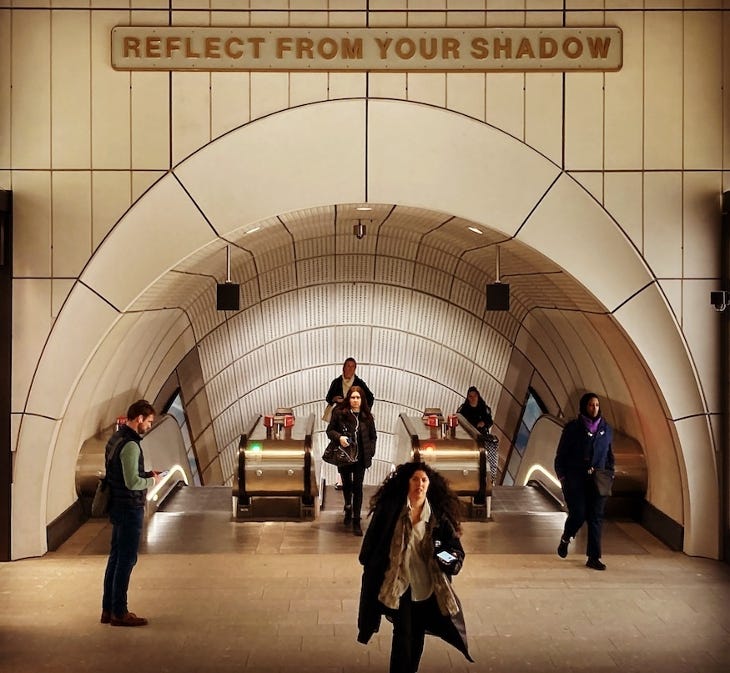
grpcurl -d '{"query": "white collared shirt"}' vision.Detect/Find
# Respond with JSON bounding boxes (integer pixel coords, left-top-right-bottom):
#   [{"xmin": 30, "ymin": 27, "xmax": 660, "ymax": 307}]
[
  {"xmin": 342, "ymin": 376, "xmax": 354, "ymax": 398},
  {"xmin": 405, "ymin": 497, "xmax": 433, "ymax": 601}
]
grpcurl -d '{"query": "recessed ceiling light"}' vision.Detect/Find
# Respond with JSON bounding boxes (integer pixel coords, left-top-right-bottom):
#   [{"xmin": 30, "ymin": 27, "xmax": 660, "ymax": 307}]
[
  {"xmin": 468, "ymin": 226, "xmax": 483, "ymax": 234},
  {"xmin": 246, "ymin": 226, "xmax": 260, "ymax": 234},
  {"xmin": 356, "ymin": 206, "xmax": 372, "ymax": 211}
]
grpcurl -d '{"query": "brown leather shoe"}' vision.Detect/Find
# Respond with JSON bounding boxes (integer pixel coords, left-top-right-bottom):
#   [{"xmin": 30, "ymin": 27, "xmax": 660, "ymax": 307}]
[
  {"xmin": 100, "ymin": 610, "xmax": 111, "ymax": 624},
  {"xmin": 110, "ymin": 612, "xmax": 148, "ymax": 627}
]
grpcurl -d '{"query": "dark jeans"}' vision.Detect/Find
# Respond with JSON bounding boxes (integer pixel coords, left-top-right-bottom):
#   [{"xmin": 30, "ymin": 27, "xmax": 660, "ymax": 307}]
[
  {"xmin": 102, "ymin": 506, "xmax": 144, "ymax": 616},
  {"xmin": 389, "ymin": 589, "xmax": 446, "ymax": 673},
  {"xmin": 561, "ymin": 474, "xmax": 607, "ymax": 559},
  {"xmin": 338, "ymin": 463, "xmax": 366, "ymax": 520}
]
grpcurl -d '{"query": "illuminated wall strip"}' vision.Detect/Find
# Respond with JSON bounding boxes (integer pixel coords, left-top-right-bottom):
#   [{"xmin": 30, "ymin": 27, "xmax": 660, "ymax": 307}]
[
  {"xmin": 522, "ymin": 463, "xmax": 561, "ymax": 489},
  {"xmin": 147, "ymin": 464, "xmax": 190, "ymax": 502}
]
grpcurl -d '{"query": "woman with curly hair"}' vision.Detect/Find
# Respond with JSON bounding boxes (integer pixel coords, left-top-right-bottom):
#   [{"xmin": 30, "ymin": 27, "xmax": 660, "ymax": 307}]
[{"xmin": 356, "ymin": 461, "xmax": 473, "ymax": 672}]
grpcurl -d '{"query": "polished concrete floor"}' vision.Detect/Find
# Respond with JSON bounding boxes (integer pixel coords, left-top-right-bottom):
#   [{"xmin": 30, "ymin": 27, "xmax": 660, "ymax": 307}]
[{"xmin": 1, "ymin": 485, "xmax": 728, "ymax": 673}]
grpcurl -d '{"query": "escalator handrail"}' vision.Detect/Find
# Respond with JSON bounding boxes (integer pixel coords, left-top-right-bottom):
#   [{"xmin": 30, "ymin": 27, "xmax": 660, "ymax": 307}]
[{"xmin": 237, "ymin": 415, "xmax": 262, "ymax": 499}]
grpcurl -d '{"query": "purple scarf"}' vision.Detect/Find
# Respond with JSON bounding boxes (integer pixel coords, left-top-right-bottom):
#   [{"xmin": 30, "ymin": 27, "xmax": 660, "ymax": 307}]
[{"xmin": 580, "ymin": 414, "xmax": 601, "ymax": 435}]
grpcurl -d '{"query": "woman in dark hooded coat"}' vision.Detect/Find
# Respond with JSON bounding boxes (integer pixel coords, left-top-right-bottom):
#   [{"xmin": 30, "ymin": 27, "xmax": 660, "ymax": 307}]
[
  {"xmin": 357, "ymin": 461, "xmax": 473, "ymax": 673},
  {"xmin": 554, "ymin": 392, "xmax": 615, "ymax": 570}
]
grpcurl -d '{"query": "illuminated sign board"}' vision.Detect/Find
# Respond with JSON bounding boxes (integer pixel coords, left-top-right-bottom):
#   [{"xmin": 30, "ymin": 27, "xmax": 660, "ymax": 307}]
[{"xmin": 111, "ymin": 26, "xmax": 622, "ymax": 72}]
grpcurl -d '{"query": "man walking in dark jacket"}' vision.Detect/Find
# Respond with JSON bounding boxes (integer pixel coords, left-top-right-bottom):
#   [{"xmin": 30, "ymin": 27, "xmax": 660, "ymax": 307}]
[{"xmin": 100, "ymin": 400, "xmax": 161, "ymax": 626}]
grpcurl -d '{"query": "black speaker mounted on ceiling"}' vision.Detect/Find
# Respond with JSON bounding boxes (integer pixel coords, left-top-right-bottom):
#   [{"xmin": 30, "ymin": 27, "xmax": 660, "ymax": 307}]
[
  {"xmin": 486, "ymin": 282, "xmax": 510, "ymax": 311},
  {"xmin": 216, "ymin": 282, "xmax": 240, "ymax": 311}
]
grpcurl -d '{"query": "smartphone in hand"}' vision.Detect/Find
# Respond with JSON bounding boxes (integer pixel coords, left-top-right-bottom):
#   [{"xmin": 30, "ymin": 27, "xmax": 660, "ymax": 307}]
[{"xmin": 437, "ymin": 550, "xmax": 457, "ymax": 564}]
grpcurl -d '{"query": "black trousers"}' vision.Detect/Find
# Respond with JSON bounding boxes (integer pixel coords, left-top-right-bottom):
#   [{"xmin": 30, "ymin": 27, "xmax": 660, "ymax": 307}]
[
  {"xmin": 561, "ymin": 474, "xmax": 607, "ymax": 559},
  {"xmin": 102, "ymin": 506, "xmax": 144, "ymax": 616},
  {"xmin": 338, "ymin": 463, "xmax": 366, "ymax": 519},
  {"xmin": 389, "ymin": 589, "xmax": 447, "ymax": 673}
]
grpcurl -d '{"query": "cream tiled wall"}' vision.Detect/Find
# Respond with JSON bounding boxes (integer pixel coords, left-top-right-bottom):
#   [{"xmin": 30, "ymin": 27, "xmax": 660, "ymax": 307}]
[{"xmin": 3, "ymin": 2, "xmax": 728, "ymax": 559}]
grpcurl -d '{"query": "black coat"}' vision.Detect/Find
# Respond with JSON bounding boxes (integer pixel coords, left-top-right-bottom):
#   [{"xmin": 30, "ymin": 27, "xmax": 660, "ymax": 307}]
[
  {"xmin": 325, "ymin": 375, "xmax": 375, "ymax": 408},
  {"xmin": 326, "ymin": 408, "xmax": 377, "ymax": 469},
  {"xmin": 554, "ymin": 416, "xmax": 615, "ymax": 484},
  {"xmin": 357, "ymin": 501, "xmax": 472, "ymax": 662},
  {"xmin": 458, "ymin": 399, "xmax": 493, "ymax": 431}
]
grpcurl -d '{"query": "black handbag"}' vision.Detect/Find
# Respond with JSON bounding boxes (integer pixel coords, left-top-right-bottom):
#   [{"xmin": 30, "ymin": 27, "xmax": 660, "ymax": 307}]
[
  {"xmin": 91, "ymin": 477, "xmax": 111, "ymax": 517},
  {"xmin": 593, "ymin": 468, "xmax": 614, "ymax": 497},
  {"xmin": 322, "ymin": 440, "xmax": 358, "ymax": 468}
]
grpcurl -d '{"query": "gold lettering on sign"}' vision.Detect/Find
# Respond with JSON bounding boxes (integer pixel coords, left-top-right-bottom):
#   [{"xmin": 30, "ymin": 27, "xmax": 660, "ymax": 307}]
[
  {"xmin": 375, "ymin": 37, "xmax": 391, "ymax": 60},
  {"xmin": 493, "ymin": 38, "xmax": 511, "ymax": 59},
  {"xmin": 470, "ymin": 37, "xmax": 488, "ymax": 59},
  {"xmin": 516, "ymin": 38, "xmax": 535, "ymax": 59},
  {"xmin": 166, "ymin": 37, "xmax": 181, "ymax": 57},
  {"xmin": 395, "ymin": 38, "xmax": 416, "ymax": 59},
  {"xmin": 124, "ymin": 37, "xmax": 141, "ymax": 57},
  {"xmin": 146, "ymin": 36, "xmax": 161, "ymax": 58},
  {"xmin": 443, "ymin": 38, "xmax": 460, "ymax": 59},
  {"xmin": 587, "ymin": 37, "xmax": 611, "ymax": 58},
  {"xmin": 342, "ymin": 38, "xmax": 362, "ymax": 60},
  {"xmin": 540, "ymin": 38, "xmax": 558, "ymax": 58},
  {"xmin": 421, "ymin": 38, "xmax": 438, "ymax": 60},
  {"xmin": 111, "ymin": 26, "xmax": 623, "ymax": 72},
  {"xmin": 563, "ymin": 37, "xmax": 583, "ymax": 59},
  {"xmin": 205, "ymin": 37, "xmax": 221, "ymax": 58}
]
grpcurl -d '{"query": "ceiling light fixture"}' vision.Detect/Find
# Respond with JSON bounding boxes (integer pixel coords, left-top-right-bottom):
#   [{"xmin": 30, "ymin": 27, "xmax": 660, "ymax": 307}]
[
  {"xmin": 468, "ymin": 226, "xmax": 483, "ymax": 234},
  {"xmin": 356, "ymin": 206, "xmax": 373, "ymax": 211}
]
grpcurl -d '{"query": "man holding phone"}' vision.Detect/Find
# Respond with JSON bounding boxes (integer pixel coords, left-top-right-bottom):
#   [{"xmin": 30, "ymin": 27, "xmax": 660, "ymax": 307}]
[{"xmin": 100, "ymin": 400, "xmax": 162, "ymax": 627}]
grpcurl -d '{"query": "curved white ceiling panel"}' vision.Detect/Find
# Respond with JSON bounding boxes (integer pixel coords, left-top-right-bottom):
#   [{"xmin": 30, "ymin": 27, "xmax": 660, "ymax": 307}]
[
  {"xmin": 518, "ymin": 173, "xmax": 653, "ymax": 312},
  {"xmin": 46, "ymin": 309, "xmax": 195, "ymax": 521},
  {"xmin": 80, "ymin": 174, "xmax": 217, "ymax": 311},
  {"xmin": 613, "ymin": 283, "xmax": 706, "ymax": 419},
  {"xmin": 674, "ymin": 414, "xmax": 719, "ymax": 558},
  {"xmin": 26, "ymin": 283, "xmax": 120, "ymax": 418},
  {"xmin": 174, "ymin": 100, "xmax": 367, "ymax": 236},
  {"xmin": 366, "ymin": 100, "xmax": 561, "ymax": 234}
]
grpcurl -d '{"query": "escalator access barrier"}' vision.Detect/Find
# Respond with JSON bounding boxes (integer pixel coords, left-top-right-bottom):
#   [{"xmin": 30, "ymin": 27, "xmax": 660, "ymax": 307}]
[
  {"xmin": 233, "ymin": 408, "xmax": 319, "ymax": 521},
  {"xmin": 397, "ymin": 408, "xmax": 491, "ymax": 520}
]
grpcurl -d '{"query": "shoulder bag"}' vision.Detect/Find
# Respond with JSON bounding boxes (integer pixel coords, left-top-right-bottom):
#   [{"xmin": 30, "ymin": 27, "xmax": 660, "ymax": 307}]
[
  {"xmin": 593, "ymin": 468, "xmax": 614, "ymax": 497},
  {"xmin": 322, "ymin": 439, "xmax": 358, "ymax": 468},
  {"xmin": 91, "ymin": 477, "xmax": 111, "ymax": 517}
]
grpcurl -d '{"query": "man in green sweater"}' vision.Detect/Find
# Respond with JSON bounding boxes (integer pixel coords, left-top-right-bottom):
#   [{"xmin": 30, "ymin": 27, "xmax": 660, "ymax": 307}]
[{"xmin": 100, "ymin": 400, "xmax": 161, "ymax": 626}]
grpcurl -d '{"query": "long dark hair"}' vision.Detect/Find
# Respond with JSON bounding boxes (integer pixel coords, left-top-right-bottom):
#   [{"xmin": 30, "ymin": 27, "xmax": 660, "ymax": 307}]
[
  {"xmin": 336, "ymin": 385, "xmax": 373, "ymax": 421},
  {"xmin": 458, "ymin": 386, "xmax": 488, "ymax": 414},
  {"xmin": 368, "ymin": 461, "xmax": 462, "ymax": 533}
]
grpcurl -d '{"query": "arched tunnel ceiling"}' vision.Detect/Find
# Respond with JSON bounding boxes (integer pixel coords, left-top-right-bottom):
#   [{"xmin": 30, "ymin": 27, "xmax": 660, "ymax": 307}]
[
  {"xmin": 130, "ymin": 203, "xmax": 606, "ymax": 318},
  {"xmin": 117, "ymin": 200, "xmax": 627, "ymax": 484}
]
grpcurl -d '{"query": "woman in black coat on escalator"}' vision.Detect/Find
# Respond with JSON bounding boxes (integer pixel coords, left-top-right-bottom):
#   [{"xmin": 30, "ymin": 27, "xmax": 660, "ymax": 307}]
[{"xmin": 325, "ymin": 385, "xmax": 376, "ymax": 536}]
